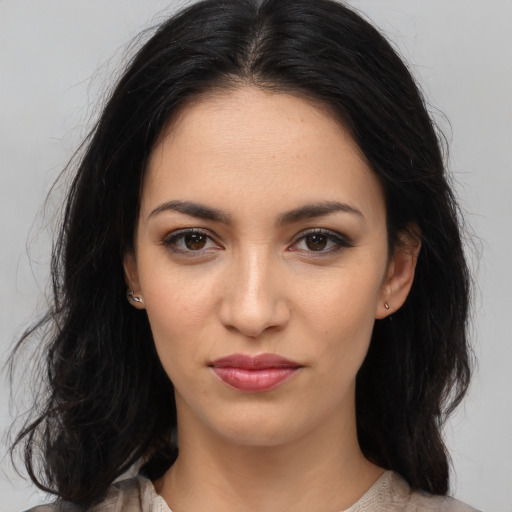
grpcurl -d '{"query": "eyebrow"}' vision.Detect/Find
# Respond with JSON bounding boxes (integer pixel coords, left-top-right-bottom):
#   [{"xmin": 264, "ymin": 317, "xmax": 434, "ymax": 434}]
[
  {"xmin": 148, "ymin": 200, "xmax": 364, "ymax": 225},
  {"xmin": 276, "ymin": 201, "xmax": 364, "ymax": 225},
  {"xmin": 148, "ymin": 200, "xmax": 232, "ymax": 224}
]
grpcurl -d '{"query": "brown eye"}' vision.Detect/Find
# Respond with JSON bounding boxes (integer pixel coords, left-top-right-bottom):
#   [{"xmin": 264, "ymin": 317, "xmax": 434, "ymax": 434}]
[
  {"xmin": 184, "ymin": 233, "xmax": 208, "ymax": 250},
  {"xmin": 305, "ymin": 234, "xmax": 328, "ymax": 251},
  {"xmin": 290, "ymin": 229, "xmax": 351, "ymax": 255},
  {"xmin": 163, "ymin": 229, "xmax": 220, "ymax": 255}
]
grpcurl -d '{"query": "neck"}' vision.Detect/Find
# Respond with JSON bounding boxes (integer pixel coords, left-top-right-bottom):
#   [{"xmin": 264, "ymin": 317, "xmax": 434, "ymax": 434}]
[{"xmin": 156, "ymin": 397, "xmax": 383, "ymax": 512}]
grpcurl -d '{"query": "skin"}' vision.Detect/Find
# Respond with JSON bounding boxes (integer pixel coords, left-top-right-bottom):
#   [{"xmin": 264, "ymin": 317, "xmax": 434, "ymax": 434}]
[{"xmin": 124, "ymin": 86, "xmax": 419, "ymax": 512}]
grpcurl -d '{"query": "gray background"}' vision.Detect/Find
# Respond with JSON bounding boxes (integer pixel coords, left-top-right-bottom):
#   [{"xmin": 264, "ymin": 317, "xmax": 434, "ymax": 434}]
[{"xmin": 1, "ymin": 1, "xmax": 511, "ymax": 511}]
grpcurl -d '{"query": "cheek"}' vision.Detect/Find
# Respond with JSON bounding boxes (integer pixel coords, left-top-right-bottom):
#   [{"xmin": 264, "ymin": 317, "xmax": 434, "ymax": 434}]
[
  {"xmin": 139, "ymin": 261, "xmax": 221, "ymax": 374},
  {"xmin": 302, "ymin": 264, "xmax": 382, "ymax": 322},
  {"xmin": 141, "ymin": 255, "xmax": 217, "ymax": 327},
  {"xmin": 296, "ymin": 266, "xmax": 383, "ymax": 361}
]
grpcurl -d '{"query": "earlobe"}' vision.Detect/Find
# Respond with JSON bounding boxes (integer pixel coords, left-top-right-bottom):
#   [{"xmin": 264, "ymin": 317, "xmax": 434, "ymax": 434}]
[
  {"xmin": 376, "ymin": 229, "xmax": 421, "ymax": 319},
  {"xmin": 123, "ymin": 251, "xmax": 145, "ymax": 309}
]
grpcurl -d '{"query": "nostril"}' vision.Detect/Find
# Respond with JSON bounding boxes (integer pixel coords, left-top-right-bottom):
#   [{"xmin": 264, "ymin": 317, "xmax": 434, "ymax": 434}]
[{"xmin": 219, "ymin": 299, "xmax": 290, "ymax": 338}]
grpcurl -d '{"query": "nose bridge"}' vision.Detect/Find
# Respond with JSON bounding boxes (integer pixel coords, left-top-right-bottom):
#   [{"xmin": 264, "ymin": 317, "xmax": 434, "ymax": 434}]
[{"xmin": 220, "ymin": 242, "xmax": 289, "ymax": 337}]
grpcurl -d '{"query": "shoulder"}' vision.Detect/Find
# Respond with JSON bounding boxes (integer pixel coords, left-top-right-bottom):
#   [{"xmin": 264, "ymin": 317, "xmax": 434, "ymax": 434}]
[
  {"xmin": 24, "ymin": 476, "xmax": 160, "ymax": 512},
  {"xmin": 386, "ymin": 472, "xmax": 481, "ymax": 512},
  {"xmin": 347, "ymin": 471, "xmax": 481, "ymax": 512}
]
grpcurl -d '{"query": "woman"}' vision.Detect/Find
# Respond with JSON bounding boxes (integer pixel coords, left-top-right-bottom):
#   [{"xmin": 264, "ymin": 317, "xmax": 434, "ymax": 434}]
[{"xmin": 13, "ymin": 0, "xmax": 478, "ymax": 510}]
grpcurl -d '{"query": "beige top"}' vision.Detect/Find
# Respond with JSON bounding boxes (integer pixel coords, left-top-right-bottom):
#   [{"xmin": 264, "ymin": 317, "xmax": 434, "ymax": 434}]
[{"xmin": 27, "ymin": 471, "xmax": 480, "ymax": 512}]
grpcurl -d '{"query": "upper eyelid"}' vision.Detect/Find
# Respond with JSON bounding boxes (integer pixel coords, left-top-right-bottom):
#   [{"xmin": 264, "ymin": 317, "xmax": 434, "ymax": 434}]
[
  {"xmin": 294, "ymin": 227, "xmax": 341, "ymax": 237},
  {"xmin": 162, "ymin": 227, "xmax": 345, "ymax": 238},
  {"xmin": 292, "ymin": 228, "xmax": 350, "ymax": 243},
  {"xmin": 163, "ymin": 227, "xmax": 214, "ymax": 239}
]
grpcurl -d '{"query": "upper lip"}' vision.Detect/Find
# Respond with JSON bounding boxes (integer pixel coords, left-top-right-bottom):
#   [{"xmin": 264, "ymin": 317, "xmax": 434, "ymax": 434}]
[{"xmin": 210, "ymin": 353, "xmax": 302, "ymax": 369}]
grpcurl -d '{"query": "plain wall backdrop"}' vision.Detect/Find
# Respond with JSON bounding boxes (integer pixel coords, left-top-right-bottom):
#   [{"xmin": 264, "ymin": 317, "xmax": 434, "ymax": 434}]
[{"xmin": 1, "ymin": 1, "xmax": 511, "ymax": 511}]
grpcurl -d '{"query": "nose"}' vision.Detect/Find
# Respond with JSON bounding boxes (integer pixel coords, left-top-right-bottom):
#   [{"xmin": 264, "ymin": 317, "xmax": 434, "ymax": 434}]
[{"xmin": 219, "ymin": 247, "xmax": 290, "ymax": 338}]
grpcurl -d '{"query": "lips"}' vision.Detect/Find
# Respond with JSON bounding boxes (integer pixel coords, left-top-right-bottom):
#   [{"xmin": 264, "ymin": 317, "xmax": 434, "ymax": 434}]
[{"xmin": 210, "ymin": 353, "xmax": 302, "ymax": 392}]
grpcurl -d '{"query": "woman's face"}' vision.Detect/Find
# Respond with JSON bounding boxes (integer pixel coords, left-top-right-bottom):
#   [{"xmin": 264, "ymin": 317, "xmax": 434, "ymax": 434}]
[{"xmin": 125, "ymin": 86, "xmax": 415, "ymax": 447}]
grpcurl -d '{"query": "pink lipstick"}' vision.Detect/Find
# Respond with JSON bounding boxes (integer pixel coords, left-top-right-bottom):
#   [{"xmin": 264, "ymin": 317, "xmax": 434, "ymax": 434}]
[{"xmin": 210, "ymin": 353, "xmax": 301, "ymax": 392}]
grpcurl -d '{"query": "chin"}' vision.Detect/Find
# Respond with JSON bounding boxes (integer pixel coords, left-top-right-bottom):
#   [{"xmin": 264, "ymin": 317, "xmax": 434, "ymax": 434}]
[{"xmin": 205, "ymin": 407, "xmax": 315, "ymax": 449}]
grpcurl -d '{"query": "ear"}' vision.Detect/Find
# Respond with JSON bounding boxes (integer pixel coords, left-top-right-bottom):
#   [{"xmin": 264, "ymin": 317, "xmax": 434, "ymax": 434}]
[
  {"xmin": 375, "ymin": 227, "xmax": 421, "ymax": 319},
  {"xmin": 123, "ymin": 251, "xmax": 145, "ymax": 310}
]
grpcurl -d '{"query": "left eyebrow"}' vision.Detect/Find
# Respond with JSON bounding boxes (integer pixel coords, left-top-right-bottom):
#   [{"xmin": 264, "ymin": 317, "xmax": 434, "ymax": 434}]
[
  {"xmin": 276, "ymin": 201, "xmax": 365, "ymax": 226},
  {"xmin": 148, "ymin": 200, "xmax": 232, "ymax": 224}
]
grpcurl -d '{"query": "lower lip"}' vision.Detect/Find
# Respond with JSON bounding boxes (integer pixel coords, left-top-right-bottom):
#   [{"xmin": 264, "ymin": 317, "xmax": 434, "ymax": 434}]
[{"xmin": 212, "ymin": 367, "xmax": 299, "ymax": 392}]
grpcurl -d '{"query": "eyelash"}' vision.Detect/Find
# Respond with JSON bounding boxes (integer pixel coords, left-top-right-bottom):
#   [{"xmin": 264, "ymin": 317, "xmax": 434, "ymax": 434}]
[
  {"xmin": 161, "ymin": 228, "xmax": 218, "ymax": 256},
  {"xmin": 289, "ymin": 228, "xmax": 353, "ymax": 256},
  {"xmin": 161, "ymin": 228, "xmax": 353, "ymax": 257}
]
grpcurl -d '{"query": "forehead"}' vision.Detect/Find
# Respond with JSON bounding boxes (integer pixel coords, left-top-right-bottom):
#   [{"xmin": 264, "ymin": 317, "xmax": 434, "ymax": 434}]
[{"xmin": 143, "ymin": 86, "xmax": 385, "ymax": 224}]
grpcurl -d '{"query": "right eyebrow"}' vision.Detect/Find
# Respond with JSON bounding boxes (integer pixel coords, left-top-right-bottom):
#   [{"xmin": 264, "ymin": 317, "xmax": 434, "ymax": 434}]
[
  {"xmin": 147, "ymin": 200, "xmax": 232, "ymax": 224},
  {"xmin": 277, "ymin": 201, "xmax": 365, "ymax": 226}
]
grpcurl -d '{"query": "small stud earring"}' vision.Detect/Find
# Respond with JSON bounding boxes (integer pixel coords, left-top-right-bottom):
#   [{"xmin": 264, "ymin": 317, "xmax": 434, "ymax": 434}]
[
  {"xmin": 127, "ymin": 291, "xmax": 144, "ymax": 305},
  {"xmin": 384, "ymin": 301, "xmax": 390, "ymax": 310}
]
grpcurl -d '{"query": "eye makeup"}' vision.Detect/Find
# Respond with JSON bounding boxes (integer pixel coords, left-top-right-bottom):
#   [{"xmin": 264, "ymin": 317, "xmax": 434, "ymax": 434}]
[{"xmin": 160, "ymin": 226, "xmax": 354, "ymax": 260}]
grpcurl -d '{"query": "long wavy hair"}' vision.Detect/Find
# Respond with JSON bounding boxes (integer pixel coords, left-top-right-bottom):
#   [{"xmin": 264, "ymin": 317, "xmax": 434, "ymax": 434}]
[{"xmin": 10, "ymin": 0, "xmax": 472, "ymax": 507}]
